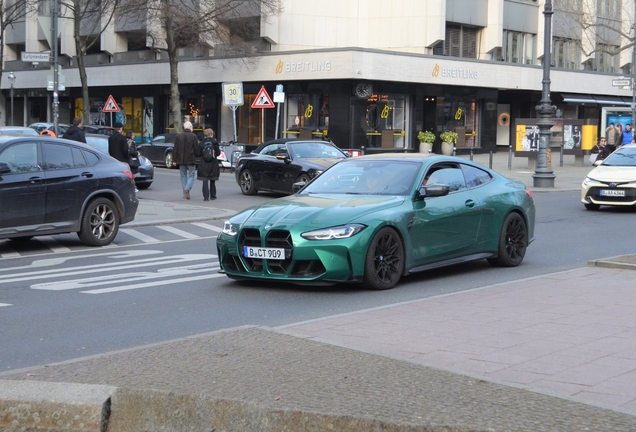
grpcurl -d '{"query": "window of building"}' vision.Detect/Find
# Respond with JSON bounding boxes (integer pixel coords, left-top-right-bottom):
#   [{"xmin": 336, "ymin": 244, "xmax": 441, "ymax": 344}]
[
  {"xmin": 553, "ymin": 37, "xmax": 581, "ymax": 70},
  {"xmin": 597, "ymin": 0, "xmax": 620, "ymax": 18},
  {"xmin": 495, "ymin": 31, "xmax": 536, "ymax": 65},
  {"xmin": 582, "ymin": 43, "xmax": 620, "ymax": 72},
  {"xmin": 432, "ymin": 24, "xmax": 479, "ymax": 59}
]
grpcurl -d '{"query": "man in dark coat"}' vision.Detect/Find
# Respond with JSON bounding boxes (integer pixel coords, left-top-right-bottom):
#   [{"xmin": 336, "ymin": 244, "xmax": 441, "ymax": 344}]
[
  {"xmin": 108, "ymin": 122, "xmax": 129, "ymax": 164},
  {"xmin": 62, "ymin": 117, "xmax": 87, "ymax": 143},
  {"xmin": 172, "ymin": 121, "xmax": 199, "ymax": 199},
  {"xmin": 194, "ymin": 128, "xmax": 221, "ymax": 200}
]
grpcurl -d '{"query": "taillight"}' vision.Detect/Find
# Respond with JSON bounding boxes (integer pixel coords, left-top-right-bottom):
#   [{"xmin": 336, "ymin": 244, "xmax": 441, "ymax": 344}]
[
  {"xmin": 124, "ymin": 169, "xmax": 134, "ymax": 180},
  {"xmin": 525, "ymin": 190, "xmax": 534, "ymax": 200}
]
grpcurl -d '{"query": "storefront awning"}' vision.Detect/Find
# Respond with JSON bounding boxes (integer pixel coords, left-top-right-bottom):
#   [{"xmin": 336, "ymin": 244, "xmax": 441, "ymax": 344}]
[
  {"xmin": 594, "ymin": 95, "xmax": 630, "ymax": 106},
  {"xmin": 559, "ymin": 93, "xmax": 631, "ymax": 106},
  {"xmin": 559, "ymin": 93, "xmax": 598, "ymax": 104}
]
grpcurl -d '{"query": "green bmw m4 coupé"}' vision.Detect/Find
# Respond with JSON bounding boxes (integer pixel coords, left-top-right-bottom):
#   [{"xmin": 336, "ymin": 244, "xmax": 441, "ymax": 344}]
[{"xmin": 217, "ymin": 153, "xmax": 535, "ymax": 290}]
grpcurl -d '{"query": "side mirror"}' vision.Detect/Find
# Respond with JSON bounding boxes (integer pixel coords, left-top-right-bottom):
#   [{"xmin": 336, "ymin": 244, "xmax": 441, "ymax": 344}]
[
  {"xmin": 415, "ymin": 184, "xmax": 450, "ymax": 200},
  {"xmin": 0, "ymin": 161, "xmax": 11, "ymax": 175},
  {"xmin": 276, "ymin": 154, "xmax": 291, "ymax": 164},
  {"xmin": 292, "ymin": 181, "xmax": 306, "ymax": 193},
  {"xmin": 594, "ymin": 159, "xmax": 602, "ymax": 166}
]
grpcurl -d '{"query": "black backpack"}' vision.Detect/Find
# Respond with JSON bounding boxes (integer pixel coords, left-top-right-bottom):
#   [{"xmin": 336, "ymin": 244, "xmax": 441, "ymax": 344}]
[{"xmin": 201, "ymin": 140, "xmax": 215, "ymax": 163}]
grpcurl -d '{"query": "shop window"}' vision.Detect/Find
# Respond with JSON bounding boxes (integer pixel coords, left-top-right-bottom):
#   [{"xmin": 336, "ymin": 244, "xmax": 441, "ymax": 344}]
[
  {"xmin": 438, "ymin": 97, "xmax": 479, "ymax": 149},
  {"xmin": 284, "ymin": 94, "xmax": 329, "ymax": 139},
  {"xmin": 350, "ymin": 94, "xmax": 409, "ymax": 149}
]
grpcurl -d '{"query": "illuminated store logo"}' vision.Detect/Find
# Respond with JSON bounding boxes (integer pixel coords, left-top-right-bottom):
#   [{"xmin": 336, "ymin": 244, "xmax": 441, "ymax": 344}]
[
  {"xmin": 432, "ymin": 63, "xmax": 479, "ymax": 79},
  {"xmin": 275, "ymin": 60, "xmax": 332, "ymax": 73}
]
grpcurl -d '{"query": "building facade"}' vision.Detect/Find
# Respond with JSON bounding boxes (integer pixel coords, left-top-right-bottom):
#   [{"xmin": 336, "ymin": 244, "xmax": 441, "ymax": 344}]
[{"xmin": 2, "ymin": 0, "xmax": 634, "ymax": 153}]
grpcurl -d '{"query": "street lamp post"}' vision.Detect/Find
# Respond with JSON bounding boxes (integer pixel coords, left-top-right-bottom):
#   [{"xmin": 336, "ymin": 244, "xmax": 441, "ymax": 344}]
[
  {"xmin": 533, "ymin": 0, "xmax": 556, "ymax": 188},
  {"xmin": 8, "ymin": 72, "xmax": 16, "ymax": 126}
]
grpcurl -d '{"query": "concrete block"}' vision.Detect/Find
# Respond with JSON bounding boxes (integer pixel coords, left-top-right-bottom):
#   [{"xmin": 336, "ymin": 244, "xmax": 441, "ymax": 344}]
[{"xmin": 0, "ymin": 380, "xmax": 114, "ymax": 432}]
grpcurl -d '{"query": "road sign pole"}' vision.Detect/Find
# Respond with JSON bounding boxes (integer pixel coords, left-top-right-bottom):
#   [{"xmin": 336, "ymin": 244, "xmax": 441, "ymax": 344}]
[
  {"xmin": 231, "ymin": 106, "xmax": 238, "ymax": 143},
  {"xmin": 261, "ymin": 109, "xmax": 265, "ymax": 143},
  {"xmin": 275, "ymin": 103, "xmax": 281, "ymax": 140}
]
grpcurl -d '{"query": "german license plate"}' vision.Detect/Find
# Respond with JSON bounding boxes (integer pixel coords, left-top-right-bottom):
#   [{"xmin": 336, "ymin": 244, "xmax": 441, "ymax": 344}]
[
  {"xmin": 600, "ymin": 189, "xmax": 625, "ymax": 197},
  {"xmin": 243, "ymin": 246, "xmax": 285, "ymax": 260}
]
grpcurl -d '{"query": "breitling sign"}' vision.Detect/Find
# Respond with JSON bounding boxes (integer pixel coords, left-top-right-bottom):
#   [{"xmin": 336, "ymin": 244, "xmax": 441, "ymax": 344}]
[
  {"xmin": 432, "ymin": 63, "xmax": 479, "ymax": 79},
  {"xmin": 275, "ymin": 59, "xmax": 332, "ymax": 74}
]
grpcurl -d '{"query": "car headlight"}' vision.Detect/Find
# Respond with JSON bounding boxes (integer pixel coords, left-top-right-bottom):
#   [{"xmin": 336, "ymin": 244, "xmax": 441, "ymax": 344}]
[
  {"xmin": 222, "ymin": 220, "xmax": 238, "ymax": 236},
  {"xmin": 301, "ymin": 224, "xmax": 365, "ymax": 240}
]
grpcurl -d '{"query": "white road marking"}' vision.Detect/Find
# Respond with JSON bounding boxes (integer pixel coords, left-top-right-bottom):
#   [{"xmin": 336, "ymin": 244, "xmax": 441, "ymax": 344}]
[
  {"xmin": 0, "ymin": 303, "xmax": 12, "ymax": 307},
  {"xmin": 192, "ymin": 222, "xmax": 222, "ymax": 232},
  {"xmin": 1, "ymin": 250, "xmax": 21, "ymax": 259},
  {"xmin": 35, "ymin": 236, "xmax": 72, "ymax": 253},
  {"xmin": 119, "ymin": 228, "xmax": 160, "ymax": 243},
  {"xmin": 157, "ymin": 225, "xmax": 200, "ymax": 239},
  {"xmin": 31, "ymin": 262, "xmax": 219, "ymax": 291},
  {"xmin": 82, "ymin": 272, "xmax": 226, "ymax": 294}
]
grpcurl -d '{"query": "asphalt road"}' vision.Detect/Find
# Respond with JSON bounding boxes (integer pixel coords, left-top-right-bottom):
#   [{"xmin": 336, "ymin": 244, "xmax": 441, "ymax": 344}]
[{"xmin": 1, "ymin": 168, "xmax": 635, "ymax": 371}]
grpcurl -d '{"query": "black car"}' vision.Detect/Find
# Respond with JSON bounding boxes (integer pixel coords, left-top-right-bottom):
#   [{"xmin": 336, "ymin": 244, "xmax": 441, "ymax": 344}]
[
  {"xmin": 81, "ymin": 125, "xmax": 117, "ymax": 136},
  {"xmin": 136, "ymin": 133, "xmax": 177, "ymax": 167},
  {"xmin": 84, "ymin": 133, "xmax": 154, "ymax": 189},
  {"xmin": 0, "ymin": 136, "xmax": 138, "ymax": 246},
  {"xmin": 234, "ymin": 139, "xmax": 349, "ymax": 195}
]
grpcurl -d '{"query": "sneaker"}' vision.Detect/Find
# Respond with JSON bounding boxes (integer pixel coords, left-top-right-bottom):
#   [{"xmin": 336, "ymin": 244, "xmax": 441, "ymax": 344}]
[
  {"xmin": 204, "ymin": 198, "xmax": 209, "ymax": 201},
  {"xmin": 184, "ymin": 189, "xmax": 190, "ymax": 200},
  {"xmin": 210, "ymin": 196, "xmax": 217, "ymax": 200}
]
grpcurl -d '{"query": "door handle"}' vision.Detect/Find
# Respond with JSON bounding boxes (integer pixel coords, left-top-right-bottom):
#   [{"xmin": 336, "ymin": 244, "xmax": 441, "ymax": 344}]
[
  {"xmin": 465, "ymin": 200, "xmax": 475, "ymax": 208},
  {"xmin": 29, "ymin": 177, "xmax": 43, "ymax": 184},
  {"xmin": 81, "ymin": 172, "xmax": 94, "ymax": 178}
]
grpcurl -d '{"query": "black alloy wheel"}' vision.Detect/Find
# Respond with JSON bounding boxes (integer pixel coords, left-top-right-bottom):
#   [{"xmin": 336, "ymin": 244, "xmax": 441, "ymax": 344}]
[
  {"xmin": 363, "ymin": 227, "xmax": 404, "ymax": 290},
  {"xmin": 488, "ymin": 212, "xmax": 527, "ymax": 267}
]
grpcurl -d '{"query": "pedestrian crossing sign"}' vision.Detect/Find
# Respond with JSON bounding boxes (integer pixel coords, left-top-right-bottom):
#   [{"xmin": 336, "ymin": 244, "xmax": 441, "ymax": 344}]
[
  {"xmin": 102, "ymin": 95, "xmax": 120, "ymax": 112},
  {"xmin": 251, "ymin": 86, "xmax": 275, "ymax": 109}
]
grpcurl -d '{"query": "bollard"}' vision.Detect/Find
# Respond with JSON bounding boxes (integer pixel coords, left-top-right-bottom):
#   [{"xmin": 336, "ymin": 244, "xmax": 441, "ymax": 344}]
[
  {"xmin": 452, "ymin": 146, "xmax": 456, "ymax": 157},
  {"xmin": 361, "ymin": 146, "xmax": 365, "ymax": 156},
  {"xmin": 470, "ymin": 146, "xmax": 473, "ymax": 161},
  {"xmin": 508, "ymin": 144, "xmax": 512, "ymax": 170},
  {"xmin": 489, "ymin": 151, "xmax": 493, "ymax": 169},
  {"xmin": 560, "ymin": 144, "xmax": 564, "ymax": 167}
]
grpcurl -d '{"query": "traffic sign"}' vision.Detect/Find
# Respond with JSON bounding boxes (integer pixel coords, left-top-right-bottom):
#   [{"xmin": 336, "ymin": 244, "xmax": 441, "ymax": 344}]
[
  {"xmin": 251, "ymin": 86, "xmax": 275, "ymax": 109},
  {"xmin": 222, "ymin": 82, "xmax": 244, "ymax": 106},
  {"xmin": 273, "ymin": 92, "xmax": 285, "ymax": 103},
  {"xmin": 612, "ymin": 78, "xmax": 632, "ymax": 87},
  {"xmin": 102, "ymin": 95, "xmax": 120, "ymax": 112},
  {"xmin": 22, "ymin": 52, "xmax": 50, "ymax": 62}
]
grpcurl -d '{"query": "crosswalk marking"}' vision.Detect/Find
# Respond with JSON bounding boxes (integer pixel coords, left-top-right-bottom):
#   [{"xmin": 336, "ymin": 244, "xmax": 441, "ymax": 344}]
[
  {"xmin": 82, "ymin": 272, "xmax": 226, "ymax": 294},
  {"xmin": 1, "ymin": 249, "xmax": 21, "ymax": 259},
  {"xmin": 119, "ymin": 228, "xmax": 161, "ymax": 243},
  {"xmin": 35, "ymin": 236, "xmax": 72, "ymax": 253},
  {"xmin": 157, "ymin": 225, "xmax": 200, "ymax": 239},
  {"xmin": 0, "ymin": 303, "xmax": 12, "ymax": 307},
  {"xmin": 192, "ymin": 222, "xmax": 222, "ymax": 232}
]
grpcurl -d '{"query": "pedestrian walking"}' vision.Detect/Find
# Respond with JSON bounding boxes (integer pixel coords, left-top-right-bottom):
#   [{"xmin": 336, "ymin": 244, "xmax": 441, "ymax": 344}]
[
  {"xmin": 621, "ymin": 124, "xmax": 633, "ymax": 146},
  {"xmin": 62, "ymin": 117, "xmax": 87, "ymax": 143},
  {"xmin": 126, "ymin": 130, "xmax": 140, "ymax": 175},
  {"xmin": 194, "ymin": 128, "xmax": 221, "ymax": 201},
  {"xmin": 172, "ymin": 121, "xmax": 199, "ymax": 200},
  {"xmin": 108, "ymin": 122, "xmax": 130, "ymax": 164}
]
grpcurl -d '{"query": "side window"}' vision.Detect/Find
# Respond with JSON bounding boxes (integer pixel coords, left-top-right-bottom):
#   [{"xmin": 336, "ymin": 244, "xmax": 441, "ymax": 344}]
[
  {"xmin": 82, "ymin": 149, "xmax": 100, "ymax": 166},
  {"xmin": 424, "ymin": 164, "xmax": 466, "ymax": 192},
  {"xmin": 0, "ymin": 142, "xmax": 40, "ymax": 173},
  {"xmin": 461, "ymin": 164, "xmax": 493, "ymax": 188},
  {"xmin": 42, "ymin": 143, "xmax": 73, "ymax": 170},
  {"xmin": 71, "ymin": 147, "xmax": 87, "ymax": 167},
  {"xmin": 260, "ymin": 144, "xmax": 287, "ymax": 157}
]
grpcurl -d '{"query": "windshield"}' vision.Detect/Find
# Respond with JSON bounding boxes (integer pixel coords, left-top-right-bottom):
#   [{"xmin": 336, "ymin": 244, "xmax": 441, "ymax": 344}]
[
  {"xmin": 288, "ymin": 142, "xmax": 347, "ymax": 159},
  {"xmin": 601, "ymin": 147, "xmax": 636, "ymax": 167},
  {"xmin": 301, "ymin": 159, "xmax": 421, "ymax": 195}
]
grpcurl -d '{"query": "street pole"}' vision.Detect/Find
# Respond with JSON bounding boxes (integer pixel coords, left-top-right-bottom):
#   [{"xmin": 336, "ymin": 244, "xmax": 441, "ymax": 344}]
[
  {"xmin": 51, "ymin": 0, "xmax": 59, "ymax": 136},
  {"xmin": 533, "ymin": 0, "xmax": 556, "ymax": 188},
  {"xmin": 632, "ymin": 45, "xmax": 635, "ymax": 141},
  {"xmin": 8, "ymin": 72, "xmax": 15, "ymax": 126}
]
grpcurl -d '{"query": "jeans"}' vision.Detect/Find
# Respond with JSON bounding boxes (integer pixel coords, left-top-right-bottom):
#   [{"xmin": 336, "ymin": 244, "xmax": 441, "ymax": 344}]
[
  {"xmin": 179, "ymin": 164, "xmax": 196, "ymax": 195},
  {"xmin": 202, "ymin": 180, "xmax": 216, "ymax": 200}
]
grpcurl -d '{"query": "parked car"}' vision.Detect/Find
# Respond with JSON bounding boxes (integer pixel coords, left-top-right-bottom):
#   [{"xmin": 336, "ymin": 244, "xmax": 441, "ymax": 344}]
[
  {"xmin": 234, "ymin": 139, "xmax": 349, "ymax": 195},
  {"xmin": 0, "ymin": 136, "xmax": 138, "ymax": 246},
  {"xmin": 581, "ymin": 143, "xmax": 636, "ymax": 210},
  {"xmin": 137, "ymin": 132, "xmax": 178, "ymax": 167},
  {"xmin": 28, "ymin": 122, "xmax": 70, "ymax": 136},
  {"xmin": 84, "ymin": 133, "xmax": 154, "ymax": 190},
  {"xmin": 81, "ymin": 125, "xmax": 117, "ymax": 136},
  {"xmin": 217, "ymin": 153, "xmax": 536, "ymax": 290},
  {"xmin": 0, "ymin": 126, "xmax": 40, "ymax": 136}
]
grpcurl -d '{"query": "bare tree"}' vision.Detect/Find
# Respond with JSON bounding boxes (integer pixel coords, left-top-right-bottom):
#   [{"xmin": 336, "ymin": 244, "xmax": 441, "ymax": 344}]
[
  {"xmin": 554, "ymin": 0, "xmax": 635, "ymax": 69},
  {"xmin": 121, "ymin": 0, "xmax": 281, "ymax": 133},
  {"xmin": 59, "ymin": 0, "xmax": 122, "ymax": 123},
  {"xmin": 1, "ymin": 0, "xmax": 34, "ymax": 82}
]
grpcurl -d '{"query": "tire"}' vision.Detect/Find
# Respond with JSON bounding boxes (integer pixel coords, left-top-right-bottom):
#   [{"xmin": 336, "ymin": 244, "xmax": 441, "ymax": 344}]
[
  {"xmin": 487, "ymin": 212, "xmax": 528, "ymax": 267},
  {"xmin": 164, "ymin": 152, "xmax": 173, "ymax": 168},
  {"xmin": 297, "ymin": 173, "xmax": 311, "ymax": 184},
  {"xmin": 136, "ymin": 182, "xmax": 152, "ymax": 190},
  {"xmin": 584, "ymin": 203, "xmax": 600, "ymax": 210},
  {"xmin": 239, "ymin": 169, "xmax": 257, "ymax": 195},
  {"xmin": 78, "ymin": 198, "xmax": 119, "ymax": 246},
  {"xmin": 362, "ymin": 227, "xmax": 404, "ymax": 290}
]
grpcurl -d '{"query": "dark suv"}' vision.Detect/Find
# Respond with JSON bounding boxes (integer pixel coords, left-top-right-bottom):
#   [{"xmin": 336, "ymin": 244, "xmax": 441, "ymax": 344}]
[{"xmin": 0, "ymin": 136, "xmax": 138, "ymax": 246}]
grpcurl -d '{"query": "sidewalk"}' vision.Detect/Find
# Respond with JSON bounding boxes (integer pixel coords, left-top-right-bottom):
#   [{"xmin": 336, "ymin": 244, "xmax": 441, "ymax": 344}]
[{"xmin": 3, "ymin": 151, "xmax": 632, "ymax": 432}]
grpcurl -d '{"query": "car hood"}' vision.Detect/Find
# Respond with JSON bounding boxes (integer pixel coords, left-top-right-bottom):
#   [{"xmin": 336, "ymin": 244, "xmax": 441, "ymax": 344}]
[
  {"xmin": 587, "ymin": 165, "xmax": 636, "ymax": 182},
  {"xmin": 233, "ymin": 194, "xmax": 405, "ymax": 230}
]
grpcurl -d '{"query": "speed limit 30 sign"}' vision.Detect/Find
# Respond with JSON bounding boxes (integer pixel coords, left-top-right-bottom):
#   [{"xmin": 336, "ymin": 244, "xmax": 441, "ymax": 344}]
[{"xmin": 222, "ymin": 82, "xmax": 244, "ymax": 106}]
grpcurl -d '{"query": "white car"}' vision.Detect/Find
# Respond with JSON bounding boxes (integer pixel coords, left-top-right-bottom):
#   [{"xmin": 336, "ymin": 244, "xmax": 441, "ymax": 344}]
[{"xmin": 581, "ymin": 144, "xmax": 636, "ymax": 210}]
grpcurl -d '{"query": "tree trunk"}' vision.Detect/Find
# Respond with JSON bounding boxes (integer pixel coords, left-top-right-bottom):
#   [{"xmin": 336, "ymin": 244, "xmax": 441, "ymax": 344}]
[{"xmin": 166, "ymin": 16, "xmax": 182, "ymax": 133}]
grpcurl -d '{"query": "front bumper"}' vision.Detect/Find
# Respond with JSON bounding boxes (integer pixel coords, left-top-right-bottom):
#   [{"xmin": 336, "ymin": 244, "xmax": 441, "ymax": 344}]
[{"xmin": 581, "ymin": 184, "xmax": 636, "ymax": 206}]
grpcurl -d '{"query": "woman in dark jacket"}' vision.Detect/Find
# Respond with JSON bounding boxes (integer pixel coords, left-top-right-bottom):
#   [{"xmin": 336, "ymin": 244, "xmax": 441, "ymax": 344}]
[{"xmin": 194, "ymin": 128, "xmax": 221, "ymax": 201}]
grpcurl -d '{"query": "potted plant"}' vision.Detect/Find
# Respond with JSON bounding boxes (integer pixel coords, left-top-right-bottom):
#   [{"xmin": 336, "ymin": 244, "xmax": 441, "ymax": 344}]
[
  {"xmin": 417, "ymin": 130, "xmax": 436, "ymax": 153},
  {"xmin": 440, "ymin": 130, "xmax": 458, "ymax": 155}
]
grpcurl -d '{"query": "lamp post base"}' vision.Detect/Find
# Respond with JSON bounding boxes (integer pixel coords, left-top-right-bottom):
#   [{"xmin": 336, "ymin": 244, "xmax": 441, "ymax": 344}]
[{"xmin": 532, "ymin": 170, "xmax": 556, "ymax": 188}]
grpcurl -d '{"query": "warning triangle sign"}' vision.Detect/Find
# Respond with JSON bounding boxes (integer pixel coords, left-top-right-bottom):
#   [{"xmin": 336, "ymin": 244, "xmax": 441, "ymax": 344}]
[
  {"xmin": 102, "ymin": 95, "xmax": 121, "ymax": 112},
  {"xmin": 251, "ymin": 86, "xmax": 275, "ymax": 109}
]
